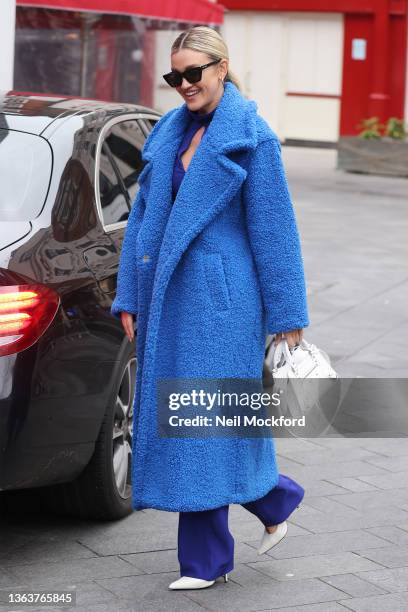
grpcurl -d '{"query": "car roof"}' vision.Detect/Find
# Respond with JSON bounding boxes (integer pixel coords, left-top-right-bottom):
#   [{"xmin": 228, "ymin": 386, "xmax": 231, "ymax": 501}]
[{"xmin": 0, "ymin": 91, "xmax": 161, "ymax": 135}]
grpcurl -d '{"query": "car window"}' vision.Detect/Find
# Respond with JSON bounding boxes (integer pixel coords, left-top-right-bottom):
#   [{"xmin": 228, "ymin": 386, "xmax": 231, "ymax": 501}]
[
  {"xmin": 98, "ymin": 142, "xmax": 130, "ymax": 225},
  {"xmin": 97, "ymin": 119, "xmax": 149, "ymax": 226},
  {"xmin": 103, "ymin": 120, "xmax": 145, "ymax": 207}
]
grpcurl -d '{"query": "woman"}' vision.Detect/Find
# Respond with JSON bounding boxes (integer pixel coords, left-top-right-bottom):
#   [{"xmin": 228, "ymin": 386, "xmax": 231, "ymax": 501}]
[{"xmin": 111, "ymin": 26, "xmax": 309, "ymax": 590}]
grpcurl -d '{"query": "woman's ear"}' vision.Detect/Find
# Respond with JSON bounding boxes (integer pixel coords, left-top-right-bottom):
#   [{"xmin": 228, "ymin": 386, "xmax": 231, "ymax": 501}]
[{"xmin": 219, "ymin": 59, "xmax": 229, "ymax": 81}]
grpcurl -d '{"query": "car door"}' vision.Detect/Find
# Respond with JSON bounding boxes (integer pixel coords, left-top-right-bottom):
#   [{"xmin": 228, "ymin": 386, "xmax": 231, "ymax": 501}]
[{"xmin": 94, "ymin": 114, "xmax": 159, "ymax": 301}]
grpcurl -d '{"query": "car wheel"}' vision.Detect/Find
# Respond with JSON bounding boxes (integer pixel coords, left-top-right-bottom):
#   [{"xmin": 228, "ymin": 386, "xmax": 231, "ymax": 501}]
[{"xmin": 41, "ymin": 343, "xmax": 137, "ymax": 520}]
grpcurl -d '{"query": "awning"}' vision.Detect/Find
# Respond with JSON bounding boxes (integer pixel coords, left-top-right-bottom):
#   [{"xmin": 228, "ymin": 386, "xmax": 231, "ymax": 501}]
[{"xmin": 16, "ymin": 0, "xmax": 224, "ymax": 25}]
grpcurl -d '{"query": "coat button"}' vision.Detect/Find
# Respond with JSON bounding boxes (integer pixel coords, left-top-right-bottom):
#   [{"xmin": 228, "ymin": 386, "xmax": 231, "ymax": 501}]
[{"xmin": 142, "ymin": 254, "xmax": 151, "ymax": 262}]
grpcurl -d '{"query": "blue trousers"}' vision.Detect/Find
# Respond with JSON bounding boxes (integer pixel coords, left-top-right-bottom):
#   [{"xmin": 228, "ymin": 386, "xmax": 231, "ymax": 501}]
[{"xmin": 177, "ymin": 474, "xmax": 304, "ymax": 581}]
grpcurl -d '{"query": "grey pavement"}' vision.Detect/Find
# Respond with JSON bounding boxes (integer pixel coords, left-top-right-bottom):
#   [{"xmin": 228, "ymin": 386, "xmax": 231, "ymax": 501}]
[
  {"xmin": 287, "ymin": 145, "xmax": 408, "ymax": 377},
  {"xmin": 2, "ymin": 436, "xmax": 408, "ymax": 611},
  {"xmin": 1, "ymin": 147, "xmax": 408, "ymax": 611}
]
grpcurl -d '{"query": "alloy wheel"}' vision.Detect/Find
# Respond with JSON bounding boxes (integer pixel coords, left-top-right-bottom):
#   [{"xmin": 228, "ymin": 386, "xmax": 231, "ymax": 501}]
[{"xmin": 112, "ymin": 357, "xmax": 137, "ymax": 499}]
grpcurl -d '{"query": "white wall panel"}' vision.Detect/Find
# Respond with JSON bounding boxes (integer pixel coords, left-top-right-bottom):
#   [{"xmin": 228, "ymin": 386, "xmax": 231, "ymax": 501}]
[
  {"xmin": 283, "ymin": 96, "xmax": 341, "ymax": 140},
  {"xmin": 287, "ymin": 13, "xmax": 343, "ymax": 96},
  {"xmin": 222, "ymin": 11, "xmax": 285, "ymax": 134},
  {"xmin": 223, "ymin": 10, "xmax": 344, "ymax": 142}
]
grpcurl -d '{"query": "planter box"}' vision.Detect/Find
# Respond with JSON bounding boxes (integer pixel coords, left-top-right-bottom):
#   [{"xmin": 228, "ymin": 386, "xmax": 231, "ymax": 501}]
[{"xmin": 337, "ymin": 136, "xmax": 408, "ymax": 178}]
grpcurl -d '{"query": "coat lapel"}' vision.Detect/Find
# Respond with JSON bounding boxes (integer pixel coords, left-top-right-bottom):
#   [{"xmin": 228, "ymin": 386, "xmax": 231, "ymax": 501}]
[{"xmin": 139, "ymin": 82, "xmax": 259, "ymax": 297}]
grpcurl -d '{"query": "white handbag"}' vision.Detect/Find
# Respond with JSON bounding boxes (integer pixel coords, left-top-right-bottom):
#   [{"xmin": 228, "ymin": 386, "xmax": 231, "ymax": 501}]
[
  {"xmin": 265, "ymin": 338, "xmax": 346, "ymax": 436},
  {"xmin": 271, "ymin": 338, "xmax": 338, "ymax": 379}
]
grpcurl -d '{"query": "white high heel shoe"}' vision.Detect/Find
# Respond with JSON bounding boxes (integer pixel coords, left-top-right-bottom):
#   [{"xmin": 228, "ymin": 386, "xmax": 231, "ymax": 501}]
[
  {"xmin": 168, "ymin": 573, "xmax": 229, "ymax": 590},
  {"xmin": 257, "ymin": 520, "xmax": 288, "ymax": 555}
]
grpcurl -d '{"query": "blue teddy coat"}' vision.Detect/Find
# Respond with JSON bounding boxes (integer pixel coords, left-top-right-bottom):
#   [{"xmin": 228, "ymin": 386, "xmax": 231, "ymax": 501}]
[{"xmin": 111, "ymin": 82, "xmax": 310, "ymax": 512}]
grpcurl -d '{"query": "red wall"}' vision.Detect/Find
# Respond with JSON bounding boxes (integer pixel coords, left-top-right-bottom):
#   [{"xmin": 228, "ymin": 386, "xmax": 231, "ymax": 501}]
[
  {"xmin": 340, "ymin": 14, "xmax": 374, "ymax": 135},
  {"xmin": 389, "ymin": 13, "xmax": 408, "ymax": 119}
]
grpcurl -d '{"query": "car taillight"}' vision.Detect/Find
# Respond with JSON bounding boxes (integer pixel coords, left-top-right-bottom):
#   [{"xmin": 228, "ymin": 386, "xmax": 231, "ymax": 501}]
[{"xmin": 0, "ymin": 284, "xmax": 60, "ymax": 357}]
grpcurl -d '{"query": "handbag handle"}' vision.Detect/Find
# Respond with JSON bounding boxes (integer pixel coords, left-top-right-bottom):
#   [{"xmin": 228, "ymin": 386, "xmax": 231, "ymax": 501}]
[
  {"xmin": 272, "ymin": 338, "xmax": 298, "ymax": 373},
  {"xmin": 273, "ymin": 338, "xmax": 337, "ymax": 379}
]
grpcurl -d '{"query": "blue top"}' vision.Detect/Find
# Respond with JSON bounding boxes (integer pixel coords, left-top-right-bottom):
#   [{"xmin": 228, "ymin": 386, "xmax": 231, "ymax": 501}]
[{"xmin": 172, "ymin": 106, "xmax": 216, "ymax": 202}]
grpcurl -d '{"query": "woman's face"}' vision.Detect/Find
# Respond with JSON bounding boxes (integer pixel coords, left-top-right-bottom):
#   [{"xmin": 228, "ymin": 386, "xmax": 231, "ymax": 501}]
[{"xmin": 170, "ymin": 49, "xmax": 228, "ymax": 114}]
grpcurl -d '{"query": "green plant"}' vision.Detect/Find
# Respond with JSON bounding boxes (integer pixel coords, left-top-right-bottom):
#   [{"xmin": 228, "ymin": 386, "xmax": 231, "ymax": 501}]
[
  {"xmin": 356, "ymin": 117, "xmax": 385, "ymax": 139},
  {"xmin": 384, "ymin": 117, "xmax": 408, "ymax": 140},
  {"xmin": 356, "ymin": 116, "xmax": 408, "ymax": 140}
]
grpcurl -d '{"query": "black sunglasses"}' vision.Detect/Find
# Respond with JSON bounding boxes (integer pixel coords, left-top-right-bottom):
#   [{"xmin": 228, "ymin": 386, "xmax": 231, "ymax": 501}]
[{"xmin": 162, "ymin": 59, "xmax": 221, "ymax": 88}]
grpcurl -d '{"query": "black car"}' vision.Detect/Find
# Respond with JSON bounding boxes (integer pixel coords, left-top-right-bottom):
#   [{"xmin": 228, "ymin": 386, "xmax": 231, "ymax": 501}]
[{"xmin": 0, "ymin": 92, "xmax": 161, "ymax": 520}]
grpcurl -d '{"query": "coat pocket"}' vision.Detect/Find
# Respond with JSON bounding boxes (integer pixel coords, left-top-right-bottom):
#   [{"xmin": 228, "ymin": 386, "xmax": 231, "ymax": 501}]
[{"xmin": 201, "ymin": 252, "xmax": 232, "ymax": 312}]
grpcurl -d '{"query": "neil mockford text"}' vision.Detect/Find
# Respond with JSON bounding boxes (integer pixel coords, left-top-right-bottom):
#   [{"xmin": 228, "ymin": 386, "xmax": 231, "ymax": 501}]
[{"xmin": 167, "ymin": 414, "xmax": 306, "ymax": 428}]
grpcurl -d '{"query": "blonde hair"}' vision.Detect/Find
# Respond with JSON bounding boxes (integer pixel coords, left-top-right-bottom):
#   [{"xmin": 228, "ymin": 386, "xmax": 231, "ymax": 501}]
[{"xmin": 170, "ymin": 26, "xmax": 242, "ymax": 92}]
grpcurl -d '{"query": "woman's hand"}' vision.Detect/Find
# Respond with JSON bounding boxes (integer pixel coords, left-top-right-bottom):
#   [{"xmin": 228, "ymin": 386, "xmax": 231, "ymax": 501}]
[
  {"xmin": 121, "ymin": 312, "xmax": 136, "ymax": 342},
  {"xmin": 274, "ymin": 328, "xmax": 304, "ymax": 348}
]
